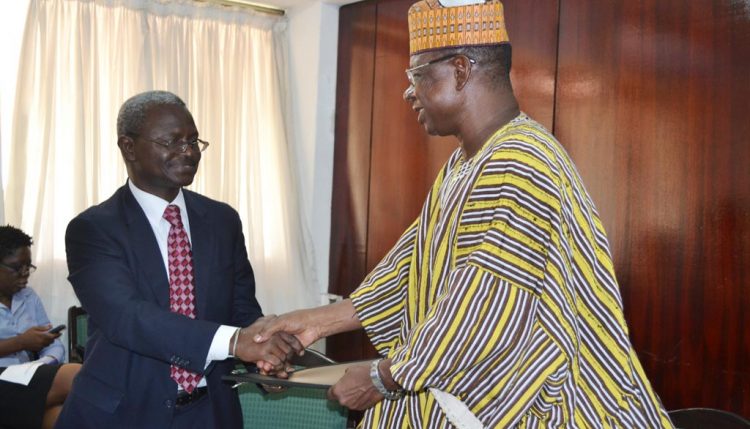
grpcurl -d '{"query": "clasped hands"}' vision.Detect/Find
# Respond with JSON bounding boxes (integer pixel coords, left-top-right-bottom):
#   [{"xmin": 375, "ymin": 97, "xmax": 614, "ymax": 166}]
[
  {"xmin": 233, "ymin": 309, "xmax": 388, "ymax": 410},
  {"xmin": 232, "ymin": 315, "xmax": 304, "ymax": 378}
]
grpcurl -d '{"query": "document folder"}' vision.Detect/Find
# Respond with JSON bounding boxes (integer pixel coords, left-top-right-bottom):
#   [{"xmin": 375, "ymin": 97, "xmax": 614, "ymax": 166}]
[{"xmin": 231, "ymin": 360, "xmax": 375, "ymax": 390}]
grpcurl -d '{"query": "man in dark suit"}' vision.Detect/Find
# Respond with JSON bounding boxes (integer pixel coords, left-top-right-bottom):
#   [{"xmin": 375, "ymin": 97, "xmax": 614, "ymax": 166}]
[{"xmin": 56, "ymin": 90, "xmax": 301, "ymax": 428}]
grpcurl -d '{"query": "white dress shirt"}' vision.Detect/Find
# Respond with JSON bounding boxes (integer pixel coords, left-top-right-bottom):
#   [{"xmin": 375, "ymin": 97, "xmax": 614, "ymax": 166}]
[{"xmin": 128, "ymin": 180, "xmax": 238, "ymax": 388}]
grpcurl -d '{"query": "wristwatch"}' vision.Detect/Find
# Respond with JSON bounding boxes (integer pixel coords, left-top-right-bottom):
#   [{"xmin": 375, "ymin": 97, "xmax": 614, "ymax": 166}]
[{"xmin": 370, "ymin": 359, "xmax": 405, "ymax": 400}]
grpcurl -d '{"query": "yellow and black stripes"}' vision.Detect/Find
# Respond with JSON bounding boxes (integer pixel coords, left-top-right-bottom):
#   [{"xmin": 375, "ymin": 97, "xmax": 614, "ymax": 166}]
[{"xmin": 350, "ymin": 114, "xmax": 672, "ymax": 428}]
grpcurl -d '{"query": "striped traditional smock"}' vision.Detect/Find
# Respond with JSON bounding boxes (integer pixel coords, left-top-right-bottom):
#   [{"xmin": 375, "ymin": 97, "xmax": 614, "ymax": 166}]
[{"xmin": 350, "ymin": 114, "xmax": 673, "ymax": 428}]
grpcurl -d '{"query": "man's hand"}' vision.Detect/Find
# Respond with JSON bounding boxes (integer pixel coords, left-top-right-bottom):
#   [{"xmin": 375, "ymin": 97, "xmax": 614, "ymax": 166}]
[
  {"xmin": 18, "ymin": 325, "xmax": 58, "ymax": 352},
  {"xmin": 234, "ymin": 321, "xmax": 303, "ymax": 375},
  {"xmin": 252, "ymin": 309, "xmax": 323, "ymax": 349},
  {"xmin": 253, "ymin": 300, "xmax": 361, "ymax": 347},
  {"xmin": 251, "ymin": 301, "xmax": 362, "ymax": 374},
  {"xmin": 327, "ymin": 363, "xmax": 383, "ymax": 410}
]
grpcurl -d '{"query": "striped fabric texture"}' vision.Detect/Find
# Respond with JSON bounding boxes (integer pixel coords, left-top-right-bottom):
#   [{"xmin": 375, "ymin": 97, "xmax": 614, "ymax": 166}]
[{"xmin": 350, "ymin": 114, "xmax": 673, "ymax": 428}]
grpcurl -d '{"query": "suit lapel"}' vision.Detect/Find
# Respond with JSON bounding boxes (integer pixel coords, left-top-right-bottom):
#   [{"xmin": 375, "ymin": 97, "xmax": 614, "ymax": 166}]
[
  {"xmin": 184, "ymin": 191, "xmax": 212, "ymax": 318},
  {"xmin": 120, "ymin": 186, "xmax": 171, "ymax": 309}
]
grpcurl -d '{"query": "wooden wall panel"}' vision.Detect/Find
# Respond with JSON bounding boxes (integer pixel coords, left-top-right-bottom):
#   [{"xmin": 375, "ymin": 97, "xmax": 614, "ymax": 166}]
[
  {"xmin": 366, "ymin": 0, "xmax": 456, "ymax": 275},
  {"xmin": 555, "ymin": 0, "xmax": 750, "ymax": 416},
  {"xmin": 504, "ymin": 0, "xmax": 560, "ymax": 130},
  {"xmin": 327, "ymin": 1, "xmax": 378, "ymax": 362}
]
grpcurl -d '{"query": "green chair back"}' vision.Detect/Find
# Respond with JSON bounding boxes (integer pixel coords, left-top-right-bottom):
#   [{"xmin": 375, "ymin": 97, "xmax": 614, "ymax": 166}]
[
  {"xmin": 67, "ymin": 306, "xmax": 88, "ymax": 363},
  {"xmin": 238, "ymin": 383, "xmax": 348, "ymax": 429}
]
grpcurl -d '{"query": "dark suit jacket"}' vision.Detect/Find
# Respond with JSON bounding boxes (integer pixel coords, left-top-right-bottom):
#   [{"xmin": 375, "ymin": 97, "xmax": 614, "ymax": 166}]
[{"xmin": 56, "ymin": 185, "xmax": 262, "ymax": 429}]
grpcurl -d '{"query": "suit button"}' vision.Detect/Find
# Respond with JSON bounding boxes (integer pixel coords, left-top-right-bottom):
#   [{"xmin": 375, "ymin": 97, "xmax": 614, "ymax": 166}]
[{"xmin": 164, "ymin": 399, "xmax": 173, "ymax": 408}]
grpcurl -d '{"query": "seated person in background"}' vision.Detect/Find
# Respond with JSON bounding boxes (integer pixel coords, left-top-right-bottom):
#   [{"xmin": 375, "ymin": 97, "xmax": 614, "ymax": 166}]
[{"xmin": 0, "ymin": 225, "xmax": 81, "ymax": 429}]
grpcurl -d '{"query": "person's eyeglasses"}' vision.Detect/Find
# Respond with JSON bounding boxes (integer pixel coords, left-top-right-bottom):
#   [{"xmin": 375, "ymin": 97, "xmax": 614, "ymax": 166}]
[
  {"xmin": 405, "ymin": 54, "xmax": 476, "ymax": 86},
  {"xmin": 137, "ymin": 136, "xmax": 210, "ymax": 153},
  {"xmin": 0, "ymin": 263, "xmax": 37, "ymax": 276}
]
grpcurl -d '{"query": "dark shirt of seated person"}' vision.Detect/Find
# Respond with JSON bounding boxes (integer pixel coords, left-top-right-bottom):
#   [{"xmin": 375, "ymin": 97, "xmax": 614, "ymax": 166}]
[{"xmin": 0, "ymin": 225, "xmax": 81, "ymax": 429}]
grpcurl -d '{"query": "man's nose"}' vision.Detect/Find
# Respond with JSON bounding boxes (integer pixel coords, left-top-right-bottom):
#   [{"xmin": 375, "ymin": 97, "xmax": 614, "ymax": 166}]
[
  {"xmin": 403, "ymin": 84, "xmax": 415, "ymax": 101},
  {"xmin": 180, "ymin": 142, "xmax": 202, "ymax": 158}
]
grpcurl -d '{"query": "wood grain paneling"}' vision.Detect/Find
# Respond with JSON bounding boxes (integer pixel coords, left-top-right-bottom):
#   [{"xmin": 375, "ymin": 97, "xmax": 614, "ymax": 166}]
[
  {"xmin": 327, "ymin": 1, "xmax": 378, "ymax": 362},
  {"xmin": 504, "ymin": 0, "xmax": 560, "ymax": 130},
  {"xmin": 555, "ymin": 0, "xmax": 750, "ymax": 416},
  {"xmin": 366, "ymin": 0, "xmax": 456, "ymax": 274}
]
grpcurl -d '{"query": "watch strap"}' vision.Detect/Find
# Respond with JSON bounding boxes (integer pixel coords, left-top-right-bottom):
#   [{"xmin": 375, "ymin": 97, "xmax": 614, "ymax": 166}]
[{"xmin": 370, "ymin": 358, "xmax": 405, "ymax": 400}]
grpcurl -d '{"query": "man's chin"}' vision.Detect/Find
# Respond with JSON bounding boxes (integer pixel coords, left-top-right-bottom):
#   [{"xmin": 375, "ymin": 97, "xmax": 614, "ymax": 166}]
[
  {"xmin": 423, "ymin": 125, "xmax": 447, "ymax": 137},
  {"xmin": 422, "ymin": 122, "xmax": 437, "ymax": 136},
  {"xmin": 170, "ymin": 170, "xmax": 198, "ymax": 186}
]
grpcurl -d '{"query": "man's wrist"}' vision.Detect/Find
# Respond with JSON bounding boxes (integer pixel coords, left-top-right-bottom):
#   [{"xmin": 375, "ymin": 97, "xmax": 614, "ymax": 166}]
[
  {"xmin": 370, "ymin": 358, "xmax": 404, "ymax": 400},
  {"xmin": 230, "ymin": 328, "xmax": 240, "ymax": 357},
  {"xmin": 208, "ymin": 325, "xmax": 240, "ymax": 363}
]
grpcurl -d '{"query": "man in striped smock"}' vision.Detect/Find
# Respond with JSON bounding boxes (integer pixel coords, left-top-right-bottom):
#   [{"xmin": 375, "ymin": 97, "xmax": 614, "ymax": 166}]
[{"xmin": 254, "ymin": 0, "xmax": 673, "ymax": 427}]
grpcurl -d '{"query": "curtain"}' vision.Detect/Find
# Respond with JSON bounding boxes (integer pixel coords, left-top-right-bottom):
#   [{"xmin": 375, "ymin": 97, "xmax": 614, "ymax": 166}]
[{"xmin": 3, "ymin": 0, "xmax": 319, "ymax": 340}]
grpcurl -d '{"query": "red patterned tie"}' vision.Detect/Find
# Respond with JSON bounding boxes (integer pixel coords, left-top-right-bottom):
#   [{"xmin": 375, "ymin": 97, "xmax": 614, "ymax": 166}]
[{"xmin": 163, "ymin": 204, "xmax": 202, "ymax": 393}]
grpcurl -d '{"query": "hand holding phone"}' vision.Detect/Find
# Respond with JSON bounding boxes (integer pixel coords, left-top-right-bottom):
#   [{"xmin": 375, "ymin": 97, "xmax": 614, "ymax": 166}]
[{"xmin": 47, "ymin": 324, "xmax": 66, "ymax": 334}]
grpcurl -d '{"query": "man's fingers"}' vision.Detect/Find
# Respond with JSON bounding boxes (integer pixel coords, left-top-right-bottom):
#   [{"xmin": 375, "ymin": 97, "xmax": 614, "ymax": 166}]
[
  {"xmin": 273, "ymin": 335, "xmax": 293, "ymax": 356},
  {"xmin": 253, "ymin": 328, "xmax": 275, "ymax": 343},
  {"xmin": 253, "ymin": 325, "xmax": 275, "ymax": 343},
  {"xmin": 263, "ymin": 353, "xmax": 282, "ymax": 367},
  {"xmin": 279, "ymin": 332, "xmax": 304, "ymax": 355},
  {"xmin": 246, "ymin": 315, "xmax": 276, "ymax": 343},
  {"xmin": 272, "ymin": 369, "xmax": 292, "ymax": 379},
  {"xmin": 260, "ymin": 383, "xmax": 287, "ymax": 393},
  {"xmin": 253, "ymin": 314, "xmax": 291, "ymax": 343}
]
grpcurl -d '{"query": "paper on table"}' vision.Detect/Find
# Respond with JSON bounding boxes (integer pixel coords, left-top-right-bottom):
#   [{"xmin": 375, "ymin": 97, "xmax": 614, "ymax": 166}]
[{"xmin": 0, "ymin": 361, "xmax": 45, "ymax": 386}]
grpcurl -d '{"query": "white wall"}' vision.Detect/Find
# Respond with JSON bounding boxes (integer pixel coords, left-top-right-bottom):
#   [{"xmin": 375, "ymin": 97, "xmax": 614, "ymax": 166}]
[{"xmin": 286, "ymin": 1, "xmax": 340, "ymax": 302}]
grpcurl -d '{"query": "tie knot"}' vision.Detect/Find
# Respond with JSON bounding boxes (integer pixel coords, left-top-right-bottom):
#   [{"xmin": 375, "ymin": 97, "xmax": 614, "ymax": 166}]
[{"xmin": 163, "ymin": 204, "xmax": 183, "ymax": 227}]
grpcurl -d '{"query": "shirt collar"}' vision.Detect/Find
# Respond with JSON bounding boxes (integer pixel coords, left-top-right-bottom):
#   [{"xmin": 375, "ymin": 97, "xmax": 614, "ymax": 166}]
[
  {"xmin": 127, "ymin": 180, "xmax": 188, "ymax": 224},
  {"xmin": 2, "ymin": 287, "xmax": 32, "ymax": 313}
]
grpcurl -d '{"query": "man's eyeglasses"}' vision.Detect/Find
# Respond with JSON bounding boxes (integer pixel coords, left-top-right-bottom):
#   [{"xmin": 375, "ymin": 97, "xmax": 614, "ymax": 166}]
[
  {"xmin": 136, "ymin": 136, "xmax": 210, "ymax": 153},
  {"xmin": 0, "ymin": 263, "xmax": 37, "ymax": 276},
  {"xmin": 405, "ymin": 54, "xmax": 476, "ymax": 86}
]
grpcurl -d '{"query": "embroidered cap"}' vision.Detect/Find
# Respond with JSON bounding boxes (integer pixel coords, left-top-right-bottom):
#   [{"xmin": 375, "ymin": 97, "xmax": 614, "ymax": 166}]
[{"xmin": 408, "ymin": 0, "xmax": 509, "ymax": 55}]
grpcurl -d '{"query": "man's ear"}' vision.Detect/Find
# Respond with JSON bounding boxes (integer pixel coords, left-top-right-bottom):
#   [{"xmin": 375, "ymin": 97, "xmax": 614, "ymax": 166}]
[
  {"xmin": 453, "ymin": 55, "xmax": 473, "ymax": 91},
  {"xmin": 118, "ymin": 136, "xmax": 136, "ymax": 161}
]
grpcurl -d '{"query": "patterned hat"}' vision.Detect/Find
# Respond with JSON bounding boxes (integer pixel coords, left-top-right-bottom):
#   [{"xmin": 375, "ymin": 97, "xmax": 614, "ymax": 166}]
[{"xmin": 408, "ymin": 0, "xmax": 509, "ymax": 55}]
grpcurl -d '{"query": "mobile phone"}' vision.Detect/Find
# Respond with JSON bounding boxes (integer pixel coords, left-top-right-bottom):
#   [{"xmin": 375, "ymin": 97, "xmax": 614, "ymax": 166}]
[{"xmin": 48, "ymin": 324, "xmax": 66, "ymax": 334}]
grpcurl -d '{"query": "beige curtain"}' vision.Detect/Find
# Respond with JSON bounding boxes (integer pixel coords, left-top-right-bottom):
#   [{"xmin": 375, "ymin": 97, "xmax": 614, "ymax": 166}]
[{"xmin": 4, "ymin": 0, "xmax": 318, "ymax": 337}]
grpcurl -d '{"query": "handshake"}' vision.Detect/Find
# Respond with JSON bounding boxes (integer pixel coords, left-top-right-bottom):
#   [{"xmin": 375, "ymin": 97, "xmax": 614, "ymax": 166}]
[
  {"xmin": 231, "ymin": 300, "xmax": 400, "ymax": 411},
  {"xmin": 233, "ymin": 309, "xmax": 323, "ymax": 377}
]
